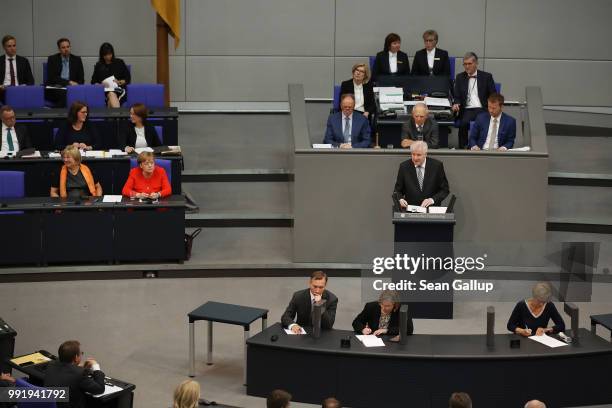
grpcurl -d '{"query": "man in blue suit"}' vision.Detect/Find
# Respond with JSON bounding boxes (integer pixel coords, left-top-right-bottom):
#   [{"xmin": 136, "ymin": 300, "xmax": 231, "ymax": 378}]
[
  {"xmin": 323, "ymin": 94, "xmax": 371, "ymax": 148},
  {"xmin": 469, "ymin": 93, "xmax": 516, "ymax": 151}
]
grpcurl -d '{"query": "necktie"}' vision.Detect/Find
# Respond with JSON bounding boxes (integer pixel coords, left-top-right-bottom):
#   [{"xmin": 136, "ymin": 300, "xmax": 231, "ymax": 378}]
[
  {"xmin": 8, "ymin": 58, "xmax": 15, "ymax": 86},
  {"xmin": 417, "ymin": 125, "xmax": 423, "ymax": 140},
  {"xmin": 488, "ymin": 118, "xmax": 498, "ymax": 150},
  {"xmin": 61, "ymin": 58, "xmax": 69, "ymax": 81},
  {"xmin": 6, "ymin": 128, "xmax": 15, "ymax": 151},
  {"xmin": 343, "ymin": 116, "xmax": 351, "ymax": 143},
  {"xmin": 417, "ymin": 166, "xmax": 424, "ymax": 191}
]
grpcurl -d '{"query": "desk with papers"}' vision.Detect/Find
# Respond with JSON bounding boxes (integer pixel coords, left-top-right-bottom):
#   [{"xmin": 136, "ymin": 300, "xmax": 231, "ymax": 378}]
[{"xmin": 247, "ymin": 323, "xmax": 612, "ymax": 408}]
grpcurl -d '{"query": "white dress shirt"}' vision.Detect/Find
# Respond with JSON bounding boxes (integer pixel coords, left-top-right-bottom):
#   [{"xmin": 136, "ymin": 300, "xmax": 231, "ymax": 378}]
[
  {"xmin": 466, "ymin": 70, "xmax": 481, "ymax": 109},
  {"xmin": 353, "ymin": 81, "xmax": 365, "ymax": 112},
  {"xmin": 483, "ymin": 115, "xmax": 501, "ymax": 149},
  {"xmin": 1, "ymin": 123, "xmax": 19, "ymax": 152},
  {"xmin": 427, "ymin": 48, "xmax": 436, "ymax": 70},
  {"xmin": 3, "ymin": 55, "xmax": 18, "ymax": 86},
  {"xmin": 134, "ymin": 126, "xmax": 147, "ymax": 148},
  {"xmin": 388, "ymin": 52, "xmax": 398, "ymax": 74}
]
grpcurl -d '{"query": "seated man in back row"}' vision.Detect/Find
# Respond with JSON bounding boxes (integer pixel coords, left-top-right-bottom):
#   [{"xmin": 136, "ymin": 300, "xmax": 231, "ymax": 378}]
[
  {"xmin": 401, "ymin": 102, "xmax": 439, "ymax": 149},
  {"xmin": 469, "ymin": 93, "xmax": 516, "ymax": 151},
  {"xmin": 323, "ymin": 94, "xmax": 371, "ymax": 148}
]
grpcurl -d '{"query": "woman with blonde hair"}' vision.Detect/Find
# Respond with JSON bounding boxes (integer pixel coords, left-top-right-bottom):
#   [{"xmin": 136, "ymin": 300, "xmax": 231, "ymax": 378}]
[
  {"xmin": 507, "ymin": 282, "xmax": 566, "ymax": 336},
  {"xmin": 339, "ymin": 63, "xmax": 376, "ymax": 119},
  {"xmin": 173, "ymin": 380, "xmax": 200, "ymax": 408}
]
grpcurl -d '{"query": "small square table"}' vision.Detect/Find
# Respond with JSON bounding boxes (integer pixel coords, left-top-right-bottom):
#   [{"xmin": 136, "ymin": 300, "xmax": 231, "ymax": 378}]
[
  {"xmin": 188, "ymin": 301, "xmax": 268, "ymax": 384},
  {"xmin": 590, "ymin": 313, "xmax": 612, "ymax": 341}
]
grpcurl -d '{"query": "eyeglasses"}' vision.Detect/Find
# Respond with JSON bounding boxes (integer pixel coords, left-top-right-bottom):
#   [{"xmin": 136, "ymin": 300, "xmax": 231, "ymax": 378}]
[{"xmin": 354, "ymin": 69, "xmax": 366, "ymax": 74}]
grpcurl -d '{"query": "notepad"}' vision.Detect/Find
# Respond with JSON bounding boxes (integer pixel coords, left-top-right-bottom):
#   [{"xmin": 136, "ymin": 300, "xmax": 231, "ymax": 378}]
[
  {"xmin": 528, "ymin": 334, "xmax": 568, "ymax": 348},
  {"xmin": 312, "ymin": 144, "xmax": 332, "ymax": 149},
  {"xmin": 407, "ymin": 205, "xmax": 427, "ymax": 213},
  {"xmin": 355, "ymin": 335, "xmax": 385, "ymax": 347},
  {"xmin": 102, "ymin": 195, "xmax": 123, "ymax": 203},
  {"xmin": 428, "ymin": 206, "xmax": 447, "ymax": 214},
  {"xmin": 11, "ymin": 352, "xmax": 50, "ymax": 366}
]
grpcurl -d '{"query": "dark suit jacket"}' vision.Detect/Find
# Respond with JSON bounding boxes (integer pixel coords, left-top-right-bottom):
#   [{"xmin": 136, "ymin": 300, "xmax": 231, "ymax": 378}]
[
  {"xmin": 401, "ymin": 117, "xmax": 439, "ymax": 149},
  {"xmin": 394, "ymin": 157, "xmax": 449, "ymax": 206},
  {"xmin": 281, "ymin": 288, "xmax": 338, "ymax": 329},
  {"xmin": 453, "ymin": 70, "xmax": 496, "ymax": 115},
  {"xmin": 91, "ymin": 58, "xmax": 131, "ymax": 85},
  {"xmin": 352, "ymin": 301, "xmax": 414, "ymax": 336},
  {"xmin": 119, "ymin": 123, "xmax": 162, "ymax": 150},
  {"xmin": 411, "ymin": 48, "xmax": 451, "ymax": 76},
  {"xmin": 0, "ymin": 55, "xmax": 34, "ymax": 85},
  {"xmin": 469, "ymin": 111, "xmax": 516, "ymax": 149},
  {"xmin": 2, "ymin": 125, "xmax": 32, "ymax": 151},
  {"xmin": 339, "ymin": 79, "xmax": 376, "ymax": 114},
  {"xmin": 55, "ymin": 122, "xmax": 99, "ymax": 150},
  {"xmin": 46, "ymin": 53, "xmax": 85, "ymax": 86},
  {"xmin": 43, "ymin": 361, "xmax": 105, "ymax": 408},
  {"xmin": 372, "ymin": 50, "xmax": 410, "ymax": 81},
  {"xmin": 323, "ymin": 111, "xmax": 371, "ymax": 148}
]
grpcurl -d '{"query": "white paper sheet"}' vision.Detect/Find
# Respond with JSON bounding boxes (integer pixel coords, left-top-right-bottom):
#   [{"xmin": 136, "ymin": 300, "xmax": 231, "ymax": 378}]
[
  {"xmin": 102, "ymin": 76, "xmax": 118, "ymax": 92},
  {"xmin": 528, "ymin": 334, "xmax": 569, "ymax": 348},
  {"xmin": 84, "ymin": 150, "xmax": 105, "ymax": 158},
  {"xmin": 48, "ymin": 152, "xmax": 61, "ymax": 158},
  {"xmin": 428, "ymin": 206, "xmax": 447, "ymax": 214},
  {"xmin": 312, "ymin": 144, "xmax": 332, "ymax": 149},
  {"xmin": 379, "ymin": 87, "xmax": 404, "ymax": 104},
  {"xmin": 424, "ymin": 96, "xmax": 451, "ymax": 107},
  {"xmin": 102, "ymin": 195, "xmax": 123, "ymax": 203},
  {"xmin": 90, "ymin": 383, "xmax": 124, "ymax": 398},
  {"xmin": 284, "ymin": 327, "xmax": 307, "ymax": 335},
  {"xmin": 407, "ymin": 205, "xmax": 427, "ymax": 213},
  {"xmin": 108, "ymin": 149, "xmax": 127, "ymax": 156},
  {"xmin": 509, "ymin": 146, "xmax": 531, "ymax": 152},
  {"xmin": 355, "ymin": 335, "xmax": 385, "ymax": 347},
  {"xmin": 20, "ymin": 150, "xmax": 42, "ymax": 158},
  {"xmin": 134, "ymin": 147, "xmax": 154, "ymax": 154}
]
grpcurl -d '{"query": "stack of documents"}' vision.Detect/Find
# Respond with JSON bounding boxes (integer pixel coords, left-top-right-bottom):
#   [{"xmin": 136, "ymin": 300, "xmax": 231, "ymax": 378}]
[
  {"xmin": 378, "ymin": 87, "xmax": 405, "ymax": 111},
  {"xmin": 355, "ymin": 335, "xmax": 385, "ymax": 347},
  {"xmin": 424, "ymin": 96, "xmax": 451, "ymax": 107},
  {"xmin": 528, "ymin": 334, "xmax": 568, "ymax": 348}
]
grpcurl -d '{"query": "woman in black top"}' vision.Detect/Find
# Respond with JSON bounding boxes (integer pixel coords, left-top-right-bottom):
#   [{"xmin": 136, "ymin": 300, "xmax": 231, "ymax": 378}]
[
  {"xmin": 507, "ymin": 282, "xmax": 566, "ymax": 336},
  {"xmin": 371, "ymin": 33, "xmax": 410, "ymax": 83},
  {"xmin": 119, "ymin": 103, "xmax": 162, "ymax": 153},
  {"xmin": 91, "ymin": 42, "xmax": 131, "ymax": 108},
  {"xmin": 352, "ymin": 290, "xmax": 413, "ymax": 340},
  {"xmin": 55, "ymin": 101, "xmax": 99, "ymax": 151},
  {"xmin": 339, "ymin": 63, "xmax": 376, "ymax": 119}
]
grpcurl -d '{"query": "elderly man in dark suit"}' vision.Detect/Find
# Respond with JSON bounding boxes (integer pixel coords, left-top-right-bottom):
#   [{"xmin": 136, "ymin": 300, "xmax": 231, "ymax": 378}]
[
  {"xmin": 1, "ymin": 105, "xmax": 32, "ymax": 153},
  {"xmin": 323, "ymin": 94, "xmax": 371, "ymax": 148},
  {"xmin": 46, "ymin": 38, "xmax": 85, "ymax": 106},
  {"xmin": 44, "ymin": 340, "xmax": 105, "ymax": 408},
  {"xmin": 394, "ymin": 140, "xmax": 449, "ymax": 209},
  {"xmin": 281, "ymin": 271, "xmax": 338, "ymax": 334},
  {"xmin": 452, "ymin": 52, "xmax": 496, "ymax": 149},
  {"xmin": 401, "ymin": 102, "xmax": 439, "ymax": 149}
]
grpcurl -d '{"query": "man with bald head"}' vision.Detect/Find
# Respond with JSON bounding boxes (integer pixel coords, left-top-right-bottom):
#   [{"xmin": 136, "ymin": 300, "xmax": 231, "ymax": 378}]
[
  {"xmin": 393, "ymin": 140, "xmax": 449, "ymax": 209},
  {"xmin": 401, "ymin": 102, "xmax": 439, "ymax": 149},
  {"xmin": 524, "ymin": 400, "xmax": 546, "ymax": 408}
]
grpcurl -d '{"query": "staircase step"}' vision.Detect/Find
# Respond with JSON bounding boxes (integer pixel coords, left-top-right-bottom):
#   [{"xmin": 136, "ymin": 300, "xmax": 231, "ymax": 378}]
[
  {"xmin": 547, "ymin": 135, "xmax": 612, "ymax": 174},
  {"xmin": 548, "ymin": 172, "xmax": 612, "ymax": 187},
  {"xmin": 183, "ymin": 169, "xmax": 293, "ymax": 182},
  {"xmin": 186, "ymin": 213, "xmax": 293, "ymax": 228}
]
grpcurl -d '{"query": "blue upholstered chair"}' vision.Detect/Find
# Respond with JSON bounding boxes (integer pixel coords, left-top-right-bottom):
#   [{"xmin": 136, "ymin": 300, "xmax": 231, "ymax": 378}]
[
  {"xmin": 5, "ymin": 85, "xmax": 45, "ymax": 109},
  {"xmin": 15, "ymin": 378, "xmax": 57, "ymax": 408},
  {"xmin": 126, "ymin": 84, "xmax": 164, "ymax": 108},
  {"xmin": 66, "ymin": 85, "xmax": 106, "ymax": 108}
]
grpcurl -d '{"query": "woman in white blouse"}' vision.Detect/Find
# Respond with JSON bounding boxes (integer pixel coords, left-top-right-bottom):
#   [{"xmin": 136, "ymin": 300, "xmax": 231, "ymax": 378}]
[
  {"xmin": 372, "ymin": 33, "xmax": 410, "ymax": 82},
  {"xmin": 339, "ymin": 63, "xmax": 376, "ymax": 118},
  {"xmin": 120, "ymin": 103, "xmax": 162, "ymax": 153}
]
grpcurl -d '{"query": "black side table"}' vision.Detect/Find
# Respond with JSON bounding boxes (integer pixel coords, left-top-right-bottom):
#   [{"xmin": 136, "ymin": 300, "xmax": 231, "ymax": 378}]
[
  {"xmin": 590, "ymin": 313, "xmax": 612, "ymax": 341},
  {"xmin": 188, "ymin": 301, "xmax": 268, "ymax": 384}
]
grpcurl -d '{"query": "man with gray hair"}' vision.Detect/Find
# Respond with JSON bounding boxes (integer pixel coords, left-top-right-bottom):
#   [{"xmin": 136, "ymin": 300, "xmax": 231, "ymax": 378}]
[
  {"xmin": 401, "ymin": 102, "xmax": 439, "ymax": 149},
  {"xmin": 393, "ymin": 140, "xmax": 449, "ymax": 209},
  {"xmin": 525, "ymin": 400, "xmax": 547, "ymax": 408},
  {"xmin": 451, "ymin": 52, "xmax": 496, "ymax": 149}
]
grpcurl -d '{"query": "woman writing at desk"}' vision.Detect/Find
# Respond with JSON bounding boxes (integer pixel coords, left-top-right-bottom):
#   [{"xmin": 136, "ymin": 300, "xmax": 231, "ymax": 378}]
[
  {"xmin": 507, "ymin": 282, "xmax": 565, "ymax": 336},
  {"xmin": 50, "ymin": 145, "xmax": 102, "ymax": 198},
  {"xmin": 352, "ymin": 290, "xmax": 413, "ymax": 340},
  {"xmin": 122, "ymin": 151, "xmax": 171, "ymax": 199}
]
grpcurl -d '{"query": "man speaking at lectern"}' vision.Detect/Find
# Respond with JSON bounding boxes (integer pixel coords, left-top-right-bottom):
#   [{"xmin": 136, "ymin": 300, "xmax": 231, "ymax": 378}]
[{"xmin": 393, "ymin": 141, "xmax": 449, "ymax": 209}]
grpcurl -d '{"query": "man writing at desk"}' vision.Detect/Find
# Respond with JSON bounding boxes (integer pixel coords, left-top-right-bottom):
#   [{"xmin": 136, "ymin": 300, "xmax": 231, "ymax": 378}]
[
  {"xmin": 44, "ymin": 340, "xmax": 105, "ymax": 408},
  {"xmin": 281, "ymin": 271, "xmax": 338, "ymax": 334},
  {"xmin": 393, "ymin": 141, "xmax": 449, "ymax": 209}
]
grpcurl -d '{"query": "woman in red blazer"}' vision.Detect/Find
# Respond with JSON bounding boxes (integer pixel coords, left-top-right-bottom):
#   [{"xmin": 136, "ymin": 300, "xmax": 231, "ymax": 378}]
[{"xmin": 122, "ymin": 152, "xmax": 171, "ymax": 199}]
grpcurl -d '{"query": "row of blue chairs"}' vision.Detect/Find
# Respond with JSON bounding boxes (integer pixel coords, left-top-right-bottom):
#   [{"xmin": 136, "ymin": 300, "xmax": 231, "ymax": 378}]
[
  {"xmin": 0, "ymin": 159, "xmax": 173, "ymax": 200},
  {"xmin": 6, "ymin": 83, "xmax": 165, "ymax": 110}
]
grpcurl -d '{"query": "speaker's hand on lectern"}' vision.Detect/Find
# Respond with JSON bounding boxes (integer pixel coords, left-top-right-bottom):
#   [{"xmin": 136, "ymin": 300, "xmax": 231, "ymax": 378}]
[
  {"xmin": 421, "ymin": 198, "xmax": 434, "ymax": 208},
  {"xmin": 399, "ymin": 199, "xmax": 408, "ymax": 208}
]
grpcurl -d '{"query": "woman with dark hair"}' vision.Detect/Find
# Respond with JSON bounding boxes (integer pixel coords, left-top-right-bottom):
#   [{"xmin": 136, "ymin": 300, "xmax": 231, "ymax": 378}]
[
  {"xmin": 119, "ymin": 103, "xmax": 162, "ymax": 153},
  {"xmin": 371, "ymin": 33, "xmax": 410, "ymax": 82},
  {"xmin": 91, "ymin": 42, "xmax": 131, "ymax": 108},
  {"xmin": 54, "ymin": 101, "xmax": 99, "ymax": 150}
]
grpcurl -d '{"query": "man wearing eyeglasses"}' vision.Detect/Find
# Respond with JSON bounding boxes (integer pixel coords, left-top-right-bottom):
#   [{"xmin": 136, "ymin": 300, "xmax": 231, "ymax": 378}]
[
  {"xmin": 44, "ymin": 340, "xmax": 105, "ymax": 408},
  {"xmin": 452, "ymin": 52, "xmax": 496, "ymax": 149}
]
